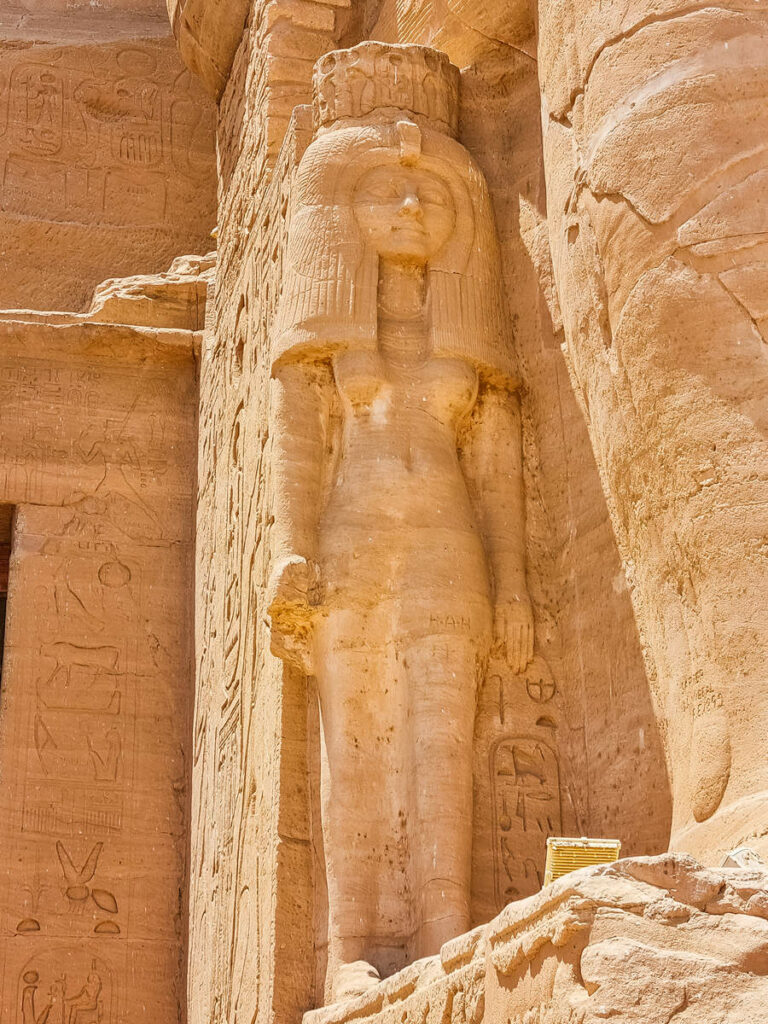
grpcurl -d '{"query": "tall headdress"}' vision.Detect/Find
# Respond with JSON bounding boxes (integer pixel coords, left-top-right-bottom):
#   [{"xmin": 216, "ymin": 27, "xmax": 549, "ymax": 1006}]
[{"xmin": 272, "ymin": 42, "xmax": 518, "ymax": 385}]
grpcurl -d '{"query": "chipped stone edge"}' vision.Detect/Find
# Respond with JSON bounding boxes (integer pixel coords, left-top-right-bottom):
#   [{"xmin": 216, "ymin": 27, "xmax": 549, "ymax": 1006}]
[{"xmin": 304, "ymin": 854, "xmax": 768, "ymax": 1024}]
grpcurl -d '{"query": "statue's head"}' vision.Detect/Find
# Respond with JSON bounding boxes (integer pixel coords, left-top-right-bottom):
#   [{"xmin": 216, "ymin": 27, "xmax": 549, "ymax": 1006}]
[{"xmin": 273, "ymin": 42, "xmax": 516, "ymax": 384}]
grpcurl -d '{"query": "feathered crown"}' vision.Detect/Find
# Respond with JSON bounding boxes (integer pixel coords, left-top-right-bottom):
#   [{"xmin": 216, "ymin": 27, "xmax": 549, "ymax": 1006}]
[{"xmin": 312, "ymin": 41, "xmax": 460, "ymax": 138}]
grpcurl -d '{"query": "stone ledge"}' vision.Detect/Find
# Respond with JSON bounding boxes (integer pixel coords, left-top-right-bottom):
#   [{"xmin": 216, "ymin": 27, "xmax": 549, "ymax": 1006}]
[{"xmin": 306, "ymin": 854, "xmax": 768, "ymax": 1024}]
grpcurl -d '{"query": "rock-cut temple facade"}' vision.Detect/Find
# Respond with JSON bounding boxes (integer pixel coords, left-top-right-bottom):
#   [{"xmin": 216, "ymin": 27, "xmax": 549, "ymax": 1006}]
[{"xmin": 0, "ymin": 0, "xmax": 767, "ymax": 1022}]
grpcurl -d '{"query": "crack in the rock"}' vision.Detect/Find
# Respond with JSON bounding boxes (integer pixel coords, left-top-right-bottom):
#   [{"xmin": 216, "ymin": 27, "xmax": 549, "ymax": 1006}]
[
  {"xmin": 687, "ymin": 229, "xmax": 768, "ymax": 253},
  {"xmin": 450, "ymin": 9, "xmax": 537, "ymax": 64},
  {"xmin": 581, "ymin": 184, "xmax": 656, "ymax": 228},
  {"xmin": 664, "ymin": 986, "xmax": 689, "ymax": 1023},
  {"xmin": 549, "ymin": 2, "xmax": 757, "ymax": 123},
  {"xmin": 674, "ymin": 245, "xmax": 765, "ymax": 343},
  {"xmin": 716, "ymin": 275, "xmax": 766, "ymax": 344}
]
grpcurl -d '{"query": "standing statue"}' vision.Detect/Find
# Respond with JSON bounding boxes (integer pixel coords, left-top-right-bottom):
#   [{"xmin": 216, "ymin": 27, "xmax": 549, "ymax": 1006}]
[{"xmin": 267, "ymin": 42, "xmax": 533, "ymax": 999}]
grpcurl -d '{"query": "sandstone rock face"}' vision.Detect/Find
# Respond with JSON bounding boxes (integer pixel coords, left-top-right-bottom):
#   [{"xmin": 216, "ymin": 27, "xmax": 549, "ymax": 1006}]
[
  {"xmin": 87, "ymin": 250, "xmax": 215, "ymax": 328},
  {"xmin": 167, "ymin": 0, "xmax": 350, "ymax": 100},
  {"xmin": 0, "ymin": 262, "xmax": 201, "ymax": 1021},
  {"xmin": 304, "ymin": 855, "xmax": 768, "ymax": 1024},
  {"xmin": 186, "ymin": 22, "xmax": 674, "ymax": 1023},
  {"xmin": 537, "ymin": 0, "xmax": 768, "ymax": 863},
  {"xmin": 0, "ymin": 0, "xmax": 216, "ymax": 310},
  {"xmin": 166, "ymin": 0, "xmax": 250, "ymax": 98}
]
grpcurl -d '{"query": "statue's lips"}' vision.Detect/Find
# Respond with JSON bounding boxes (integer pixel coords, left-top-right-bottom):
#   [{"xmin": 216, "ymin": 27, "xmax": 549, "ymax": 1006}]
[{"xmin": 390, "ymin": 223, "xmax": 426, "ymax": 241}]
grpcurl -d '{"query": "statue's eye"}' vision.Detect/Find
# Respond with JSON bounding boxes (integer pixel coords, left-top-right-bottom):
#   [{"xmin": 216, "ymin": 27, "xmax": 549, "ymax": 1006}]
[{"xmin": 419, "ymin": 187, "xmax": 447, "ymax": 206}]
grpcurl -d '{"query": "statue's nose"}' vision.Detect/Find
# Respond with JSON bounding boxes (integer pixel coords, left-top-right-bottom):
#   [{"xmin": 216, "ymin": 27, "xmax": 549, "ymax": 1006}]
[{"xmin": 399, "ymin": 193, "xmax": 422, "ymax": 219}]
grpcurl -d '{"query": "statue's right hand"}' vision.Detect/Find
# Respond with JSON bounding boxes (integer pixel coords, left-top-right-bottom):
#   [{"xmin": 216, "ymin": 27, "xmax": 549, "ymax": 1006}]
[{"xmin": 266, "ymin": 555, "xmax": 317, "ymax": 673}]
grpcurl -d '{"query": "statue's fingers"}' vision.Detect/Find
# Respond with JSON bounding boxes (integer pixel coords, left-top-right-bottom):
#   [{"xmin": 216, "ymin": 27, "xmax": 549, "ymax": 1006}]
[
  {"xmin": 503, "ymin": 612, "xmax": 513, "ymax": 654},
  {"xmin": 525, "ymin": 623, "xmax": 534, "ymax": 668},
  {"xmin": 505, "ymin": 622, "xmax": 514, "ymax": 671},
  {"xmin": 508, "ymin": 625, "xmax": 516, "ymax": 673},
  {"xmin": 515, "ymin": 623, "xmax": 525, "ymax": 674}
]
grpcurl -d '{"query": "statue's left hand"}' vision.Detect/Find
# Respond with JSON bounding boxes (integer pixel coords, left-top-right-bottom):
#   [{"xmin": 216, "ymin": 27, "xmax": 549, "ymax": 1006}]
[{"xmin": 494, "ymin": 596, "xmax": 534, "ymax": 674}]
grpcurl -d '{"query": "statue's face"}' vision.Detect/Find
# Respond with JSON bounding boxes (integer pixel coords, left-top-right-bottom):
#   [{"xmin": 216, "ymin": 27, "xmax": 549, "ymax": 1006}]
[{"xmin": 353, "ymin": 163, "xmax": 455, "ymax": 263}]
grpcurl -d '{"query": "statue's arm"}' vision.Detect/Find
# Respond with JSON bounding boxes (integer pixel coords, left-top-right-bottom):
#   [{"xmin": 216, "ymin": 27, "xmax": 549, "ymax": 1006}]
[
  {"xmin": 266, "ymin": 360, "xmax": 332, "ymax": 670},
  {"xmin": 460, "ymin": 383, "xmax": 534, "ymax": 674}
]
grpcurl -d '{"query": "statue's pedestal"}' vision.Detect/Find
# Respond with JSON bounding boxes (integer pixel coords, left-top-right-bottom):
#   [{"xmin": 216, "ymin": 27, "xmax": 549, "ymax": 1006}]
[{"xmin": 306, "ymin": 854, "xmax": 768, "ymax": 1024}]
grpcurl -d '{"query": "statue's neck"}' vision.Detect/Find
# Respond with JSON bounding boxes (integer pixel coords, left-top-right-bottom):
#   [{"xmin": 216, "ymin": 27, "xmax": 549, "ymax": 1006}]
[
  {"xmin": 376, "ymin": 260, "xmax": 429, "ymax": 369},
  {"xmin": 377, "ymin": 260, "xmax": 426, "ymax": 320}
]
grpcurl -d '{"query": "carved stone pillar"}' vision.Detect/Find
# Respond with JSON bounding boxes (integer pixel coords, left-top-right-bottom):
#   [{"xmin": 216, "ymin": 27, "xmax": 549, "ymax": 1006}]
[{"xmin": 0, "ymin": 314, "xmax": 197, "ymax": 1024}]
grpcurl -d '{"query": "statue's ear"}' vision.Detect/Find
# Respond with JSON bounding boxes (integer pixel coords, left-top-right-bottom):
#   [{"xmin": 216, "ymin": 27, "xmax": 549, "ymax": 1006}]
[{"xmin": 518, "ymin": 196, "xmax": 563, "ymax": 336}]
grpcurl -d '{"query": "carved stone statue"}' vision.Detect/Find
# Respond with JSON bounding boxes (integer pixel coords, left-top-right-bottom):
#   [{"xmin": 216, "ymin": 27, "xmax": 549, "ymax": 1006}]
[{"xmin": 267, "ymin": 42, "xmax": 533, "ymax": 999}]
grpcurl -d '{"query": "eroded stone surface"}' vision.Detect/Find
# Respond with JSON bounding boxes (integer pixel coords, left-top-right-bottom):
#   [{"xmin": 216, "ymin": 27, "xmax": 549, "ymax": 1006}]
[
  {"xmin": 143, "ymin": 0, "xmax": 768, "ymax": 1021},
  {"xmin": 0, "ymin": 267, "xmax": 200, "ymax": 1021},
  {"xmin": 0, "ymin": 5, "xmax": 216, "ymax": 311},
  {"xmin": 306, "ymin": 855, "xmax": 768, "ymax": 1024},
  {"xmin": 538, "ymin": 0, "xmax": 768, "ymax": 862},
  {"xmin": 185, "ymin": 13, "xmax": 675, "ymax": 1024},
  {"xmin": 87, "ymin": 250, "xmax": 215, "ymax": 328}
]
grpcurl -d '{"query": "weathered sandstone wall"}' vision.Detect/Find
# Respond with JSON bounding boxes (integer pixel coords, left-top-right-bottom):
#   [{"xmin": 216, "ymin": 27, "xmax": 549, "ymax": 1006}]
[
  {"xmin": 306, "ymin": 855, "xmax": 768, "ymax": 1024},
  {"xmin": 538, "ymin": 0, "xmax": 768, "ymax": 861},
  {"xmin": 167, "ymin": 0, "xmax": 768, "ymax": 1021},
  {"xmin": 0, "ymin": 291, "xmax": 200, "ymax": 1021},
  {"xmin": 0, "ymin": 0, "xmax": 216, "ymax": 311}
]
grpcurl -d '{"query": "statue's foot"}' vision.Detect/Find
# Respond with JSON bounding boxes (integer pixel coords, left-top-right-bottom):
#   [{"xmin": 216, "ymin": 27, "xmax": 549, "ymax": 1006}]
[{"xmin": 331, "ymin": 960, "xmax": 381, "ymax": 1003}]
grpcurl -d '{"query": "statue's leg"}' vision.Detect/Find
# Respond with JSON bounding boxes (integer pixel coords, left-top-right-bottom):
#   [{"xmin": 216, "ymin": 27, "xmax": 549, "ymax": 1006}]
[
  {"xmin": 406, "ymin": 629, "xmax": 485, "ymax": 960},
  {"xmin": 540, "ymin": 0, "xmax": 768, "ymax": 859},
  {"xmin": 314, "ymin": 606, "xmax": 411, "ymax": 990}
]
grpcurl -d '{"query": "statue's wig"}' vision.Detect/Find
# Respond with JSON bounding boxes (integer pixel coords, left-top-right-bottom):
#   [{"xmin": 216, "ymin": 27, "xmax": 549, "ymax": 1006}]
[{"xmin": 272, "ymin": 120, "xmax": 518, "ymax": 385}]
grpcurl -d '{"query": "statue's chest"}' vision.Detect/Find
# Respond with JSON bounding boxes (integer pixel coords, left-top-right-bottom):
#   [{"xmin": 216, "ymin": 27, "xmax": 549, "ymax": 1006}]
[{"xmin": 334, "ymin": 349, "xmax": 478, "ymax": 424}]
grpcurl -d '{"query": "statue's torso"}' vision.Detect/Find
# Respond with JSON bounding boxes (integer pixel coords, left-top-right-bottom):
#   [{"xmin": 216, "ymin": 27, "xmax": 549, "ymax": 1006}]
[{"xmin": 318, "ymin": 345, "xmax": 492, "ymax": 614}]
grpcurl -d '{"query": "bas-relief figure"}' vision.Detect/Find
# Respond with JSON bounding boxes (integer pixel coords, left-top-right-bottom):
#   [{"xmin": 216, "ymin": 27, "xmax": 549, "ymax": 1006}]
[{"xmin": 266, "ymin": 43, "xmax": 533, "ymax": 998}]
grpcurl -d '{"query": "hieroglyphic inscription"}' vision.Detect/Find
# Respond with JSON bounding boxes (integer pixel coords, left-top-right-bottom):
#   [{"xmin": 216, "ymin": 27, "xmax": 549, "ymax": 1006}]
[
  {"xmin": 0, "ymin": 37, "xmax": 216, "ymax": 309},
  {"xmin": 1, "ymin": 47, "xmax": 210, "ymax": 229},
  {"xmin": 188, "ymin": 107, "xmax": 313, "ymax": 1024},
  {"xmin": 22, "ymin": 528, "xmax": 139, "ymax": 842},
  {"xmin": 491, "ymin": 737, "xmax": 562, "ymax": 904},
  {"xmin": 0, "ymin": 325, "xmax": 196, "ymax": 1022},
  {"xmin": 0, "ymin": 42, "xmax": 216, "ymax": 310},
  {"xmin": 18, "ymin": 950, "xmax": 114, "ymax": 1024},
  {"xmin": 9, "ymin": 65, "xmax": 64, "ymax": 157},
  {"xmin": 0, "ymin": 366, "xmax": 101, "ymax": 507},
  {"xmin": 223, "ymin": 403, "xmax": 245, "ymax": 705},
  {"xmin": 471, "ymin": 655, "xmax": 568, "ymax": 915}
]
